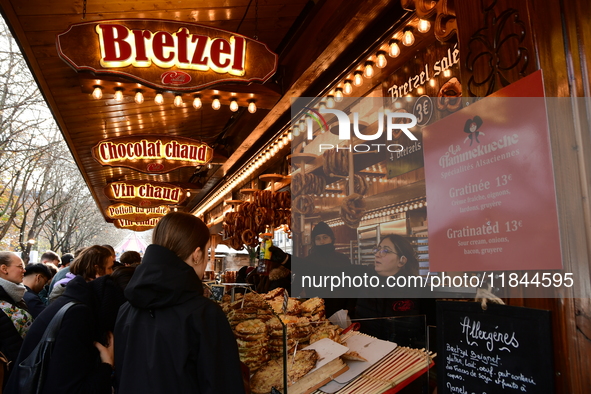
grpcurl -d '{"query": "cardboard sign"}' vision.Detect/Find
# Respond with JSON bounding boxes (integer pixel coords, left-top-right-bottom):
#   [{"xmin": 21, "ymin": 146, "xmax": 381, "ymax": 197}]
[
  {"xmin": 92, "ymin": 135, "xmax": 213, "ymax": 173},
  {"xmin": 105, "ymin": 203, "xmax": 170, "ymax": 221},
  {"xmin": 423, "ymin": 71, "xmax": 562, "ymax": 271},
  {"xmin": 437, "ymin": 301, "xmax": 554, "ymax": 394},
  {"xmin": 104, "ymin": 180, "xmax": 187, "ymax": 207},
  {"xmin": 57, "ymin": 19, "xmax": 278, "ymax": 92}
]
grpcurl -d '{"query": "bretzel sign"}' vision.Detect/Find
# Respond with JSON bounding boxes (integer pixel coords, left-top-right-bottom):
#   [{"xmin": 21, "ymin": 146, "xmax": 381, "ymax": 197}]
[{"xmin": 57, "ymin": 19, "xmax": 278, "ymax": 91}]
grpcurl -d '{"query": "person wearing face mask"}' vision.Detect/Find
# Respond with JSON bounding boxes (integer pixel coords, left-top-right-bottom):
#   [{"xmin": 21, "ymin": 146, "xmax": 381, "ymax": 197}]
[
  {"xmin": 114, "ymin": 212, "xmax": 245, "ymax": 394},
  {"xmin": 305, "ymin": 221, "xmax": 355, "ymax": 318},
  {"xmin": 354, "ymin": 234, "xmax": 423, "ymax": 344}
]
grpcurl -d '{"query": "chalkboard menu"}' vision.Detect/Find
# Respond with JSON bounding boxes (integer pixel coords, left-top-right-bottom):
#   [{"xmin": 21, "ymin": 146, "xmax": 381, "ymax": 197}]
[{"xmin": 437, "ymin": 301, "xmax": 553, "ymax": 394}]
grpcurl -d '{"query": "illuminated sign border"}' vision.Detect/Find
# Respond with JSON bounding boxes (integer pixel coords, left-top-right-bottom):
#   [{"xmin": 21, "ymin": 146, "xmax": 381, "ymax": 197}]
[
  {"xmin": 56, "ymin": 19, "xmax": 278, "ymax": 92},
  {"xmin": 104, "ymin": 180, "xmax": 187, "ymax": 207},
  {"xmin": 114, "ymin": 217, "xmax": 161, "ymax": 232},
  {"xmin": 92, "ymin": 135, "xmax": 214, "ymax": 174},
  {"xmin": 105, "ymin": 202, "xmax": 170, "ymax": 221}
]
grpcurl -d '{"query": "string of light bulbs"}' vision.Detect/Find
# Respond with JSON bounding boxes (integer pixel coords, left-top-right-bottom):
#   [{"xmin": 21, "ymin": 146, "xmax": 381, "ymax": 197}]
[{"xmin": 91, "ymin": 87, "xmax": 258, "ymax": 113}]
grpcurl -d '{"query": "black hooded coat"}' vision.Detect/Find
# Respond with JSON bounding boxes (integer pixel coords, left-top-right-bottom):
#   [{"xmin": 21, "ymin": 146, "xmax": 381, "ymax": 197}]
[
  {"xmin": 5, "ymin": 275, "xmax": 124, "ymax": 394},
  {"xmin": 114, "ymin": 244, "xmax": 245, "ymax": 394}
]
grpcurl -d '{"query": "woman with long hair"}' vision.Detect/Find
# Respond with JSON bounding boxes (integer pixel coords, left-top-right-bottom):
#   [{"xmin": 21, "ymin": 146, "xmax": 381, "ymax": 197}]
[{"xmin": 114, "ymin": 212, "xmax": 245, "ymax": 393}]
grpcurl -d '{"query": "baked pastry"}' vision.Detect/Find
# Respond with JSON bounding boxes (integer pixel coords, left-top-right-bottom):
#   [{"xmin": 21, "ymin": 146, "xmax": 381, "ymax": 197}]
[
  {"xmin": 250, "ymin": 349, "xmax": 319, "ymax": 394},
  {"xmin": 235, "ymin": 319, "xmax": 267, "ymax": 335},
  {"xmin": 342, "ymin": 351, "xmax": 368, "ymax": 362}
]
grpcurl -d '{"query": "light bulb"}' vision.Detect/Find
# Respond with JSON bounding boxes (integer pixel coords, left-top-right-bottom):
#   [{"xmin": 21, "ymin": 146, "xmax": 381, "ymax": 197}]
[
  {"xmin": 212, "ymin": 97, "xmax": 221, "ymax": 110},
  {"xmin": 134, "ymin": 91, "xmax": 144, "ymax": 104},
  {"xmin": 343, "ymin": 80, "xmax": 353, "ymax": 94},
  {"xmin": 443, "ymin": 69, "xmax": 451, "ymax": 77},
  {"xmin": 353, "ymin": 71, "xmax": 363, "ymax": 86},
  {"xmin": 186, "ymin": 191, "xmax": 191, "ymax": 197},
  {"xmin": 288, "ymin": 132, "xmax": 293, "ymax": 141},
  {"xmin": 193, "ymin": 96, "xmax": 202, "ymax": 109},
  {"xmin": 402, "ymin": 28, "xmax": 415, "ymax": 46},
  {"xmin": 319, "ymin": 101, "xmax": 326, "ymax": 110},
  {"xmin": 389, "ymin": 40, "xmax": 401, "ymax": 57},
  {"xmin": 229, "ymin": 98, "xmax": 239, "ymax": 112},
  {"xmin": 376, "ymin": 51, "xmax": 387, "ymax": 68},
  {"xmin": 417, "ymin": 19, "xmax": 431, "ymax": 33},
  {"xmin": 326, "ymin": 95, "xmax": 335, "ymax": 108},
  {"xmin": 283, "ymin": 135, "xmax": 289, "ymax": 144},
  {"xmin": 114, "ymin": 89, "xmax": 123, "ymax": 102},
  {"xmin": 429, "ymin": 79, "xmax": 436, "ymax": 87},
  {"xmin": 92, "ymin": 86, "xmax": 102, "ymax": 99},
  {"xmin": 364, "ymin": 62, "xmax": 374, "ymax": 78},
  {"xmin": 207, "ymin": 163, "xmax": 213, "ymax": 169},
  {"xmin": 174, "ymin": 94, "xmax": 183, "ymax": 107},
  {"xmin": 293, "ymin": 125, "xmax": 300, "ymax": 136},
  {"xmin": 248, "ymin": 101, "xmax": 257, "ymax": 113},
  {"xmin": 155, "ymin": 93, "xmax": 164, "ymax": 104},
  {"xmin": 334, "ymin": 88, "xmax": 344, "ymax": 102}
]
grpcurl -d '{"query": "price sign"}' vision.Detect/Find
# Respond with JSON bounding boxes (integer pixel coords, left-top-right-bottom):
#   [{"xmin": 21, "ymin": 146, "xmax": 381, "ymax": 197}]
[
  {"xmin": 423, "ymin": 71, "xmax": 562, "ymax": 271},
  {"xmin": 412, "ymin": 95, "xmax": 433, "ymax": 126}
]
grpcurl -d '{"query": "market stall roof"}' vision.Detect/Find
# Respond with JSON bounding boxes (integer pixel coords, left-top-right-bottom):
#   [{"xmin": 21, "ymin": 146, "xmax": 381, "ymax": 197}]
[{"xmin": 0, "ymin": 0, "xmax": 406, "ymax": 226}]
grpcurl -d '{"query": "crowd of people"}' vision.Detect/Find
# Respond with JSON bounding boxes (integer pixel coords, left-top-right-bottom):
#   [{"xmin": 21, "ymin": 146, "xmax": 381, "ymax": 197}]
[
  {"xmin": 0, "ymin": 214, "xmax": 432, "ymax": 393},
  {"xmin": 0, "ymin": 237, "xmax": 148, "ymax": 393}
]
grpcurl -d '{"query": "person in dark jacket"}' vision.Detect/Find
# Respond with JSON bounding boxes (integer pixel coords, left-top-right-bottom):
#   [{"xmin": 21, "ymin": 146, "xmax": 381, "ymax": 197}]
[
  {"xmin": 22, "ymin": 263, "xmax": 53, "ymax": 318},
  {"xmin": 0, "ymin": 252, "xmax": 32, "ymax": 387},
  {"xmin": 354, "ymin": 234, "xmax": 423, "ymax": 346},
  {"xmin": 304, "ymin": 221, "xmax": 355, "ymax": 317},
  {"xmin": 5, "ymin": 262, "xmax": 129, "ymax": 393},
  {"xmin": 114, "ymin": 212, "xmax": 245, "ymax": 394}
]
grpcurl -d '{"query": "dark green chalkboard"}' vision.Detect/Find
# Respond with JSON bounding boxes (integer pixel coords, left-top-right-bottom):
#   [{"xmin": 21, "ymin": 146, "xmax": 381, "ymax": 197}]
[{"xmin": 437, "ymin": 301, "xmax": 553, "ymax": 394}]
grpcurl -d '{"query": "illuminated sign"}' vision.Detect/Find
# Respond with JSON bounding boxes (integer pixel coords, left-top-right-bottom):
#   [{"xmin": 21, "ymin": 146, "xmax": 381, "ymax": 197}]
[
  {"xmin": 106, "ymin": 203, "xmax": 170, "ymax": 221},
  {"xmin": 92, "ymin": 135, "xmax": 214, "ymax": 173},
  {"xmin": 114, "ymin": 217, "xmax": 161, "ymax": 232},
  {"xmin": 57, "ymin": 19, "xmax": 278, "ymax": 92},
  {"xmin": 104, "ymin": 180, "xmax": 187, "ymax": 207}
]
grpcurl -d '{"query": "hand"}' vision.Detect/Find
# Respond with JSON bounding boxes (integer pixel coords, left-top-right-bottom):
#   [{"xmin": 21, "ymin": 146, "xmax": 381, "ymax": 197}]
[{"xmin": 94, "ymin": 331, "xmax": 114, "ymax": 368}]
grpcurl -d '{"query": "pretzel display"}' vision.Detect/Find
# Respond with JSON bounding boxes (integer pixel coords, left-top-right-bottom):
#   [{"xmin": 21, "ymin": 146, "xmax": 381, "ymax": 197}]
[
  {"xmin": 323, "ymin": 149, "xmax": 349, "ymax": 177},
  {"xmin": 436, "ymin": 77, "xmax": 462, "ymax": 112},
  {"xmin": 223, "ymin": 189, "xmax": 292, "ymax": 249},
  {"xmin": 340, "ymin": 193, "xmax": 365, "ymax": 228},
  {"xmin": 354, "ymin": 174, "xmax": 369, "ymax": 195},
  {"xmin": 293, "ymin": 195, "xmax": 315, "ymax": 215}
]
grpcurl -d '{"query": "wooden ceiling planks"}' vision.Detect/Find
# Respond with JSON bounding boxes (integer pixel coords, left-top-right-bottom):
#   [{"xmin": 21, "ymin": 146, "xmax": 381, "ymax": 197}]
[{"xmin": 0, "ymin": 0, "xmax": 396, "ymax": 223}]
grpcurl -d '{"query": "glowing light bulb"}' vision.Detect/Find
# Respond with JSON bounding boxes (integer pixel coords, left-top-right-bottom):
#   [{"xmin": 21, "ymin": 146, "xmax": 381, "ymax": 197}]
[
  {"xmin": 376, "ymin": 51, "xmax": 387, "ymax": 68},
  {"xmin": 186, "ymin": 191, "xmax": 191, "ymax": 197},
  {"xmin": 319, "ymin": 101, "xmax": 326, "ymax": 110},
  {"xmin": 193, "ymin": 96, "xmax": 202, "ymax": 109},
  {"xmin": 343, "ymin": 80, "xmax": 353, "ymax": 94},
  {"xmin": 402, "ymin": 28, "xmax": 415, "ymax": 46},
  {"xmin": 155, "ymin": 93, "xmax": 164, "ymax": 104},
  {"xmin": 288, "ymin": 132, "xmax": 293, "ymax": 141},
  {"xmin": 248, "ymin": 101, "xmax": 257, "ymax": 113},
  {"xmin": 443, "ymin": 69, "xmax": 451, "ymax": 77},
  {"xmin": 293, "ymin": 125, "xmax": 300, "ymax": 137},
  {"xmin": 389, "ymin": 40, "xmax": 400, "ymax": 57},
  {"xmin": 92, "ymin": 86, "xmax": 102, "ymax": 99},
  {"xmin": 114, "ymin": 89, "xmax": 123, "ymax": 102},
  {"xmin": 334, "ymin": 88, "xmax": 344, "ymax": 102},
  {"xmin": 363, "ymin": 62, "xmax": 374, "ymax": 78},
  {"xmin": 417, "ymin": 19, "xmax": 431, "ymax": 33},
  {"xmin": 229, "ymin": 98, "xmax": 239, "ymax": 112},
  {"xmin": 134, "ymin": 91, "xmax": 144, "ymax": 104},
  {"xmin": 212, "ymin": 97, "xmax": 221, "ymax": 110},
  {"xmin": 326, "ymin": 95, "xmax": 335, "ymax": 108},
  {"xmin": 429, "ymin": 79, "xmax": 436, "ymax": 87},
  {"xmin": 174, "ymin": 94, "xmax": 183, "ymax": 107},
  {"xmin": 353, "ymin": 71, "xmax": 363, "ymax": 86}
]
